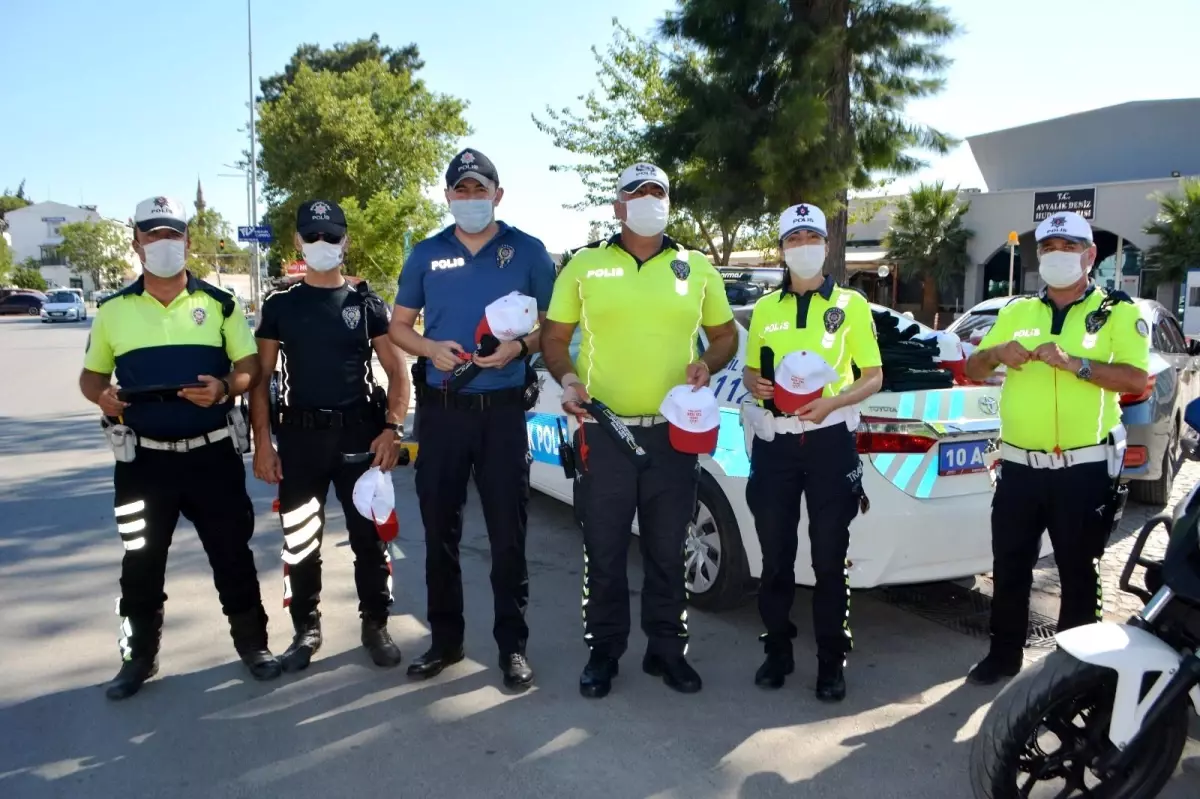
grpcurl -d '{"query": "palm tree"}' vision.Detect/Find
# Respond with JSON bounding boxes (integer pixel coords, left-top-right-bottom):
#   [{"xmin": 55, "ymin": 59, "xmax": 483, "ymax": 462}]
[
  {"xmin": 1143, "ymin": 178, "xmax": 1200, "ymax": 290},
  {"xmin": 884, "ymin": 181, "xmax": 974, "ymax": 323}
]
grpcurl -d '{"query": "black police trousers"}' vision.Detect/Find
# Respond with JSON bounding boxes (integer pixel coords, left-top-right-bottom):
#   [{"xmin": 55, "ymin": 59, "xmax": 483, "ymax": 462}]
[
  {"xmin": 989, "ymin": 459, "xmax": 1113, "ymax": 656},
  {"xmin": 745, "ymin": 424, "xmax": 863, "ymax": 661},
  {"xmin": 572, "ymin": 421, "xmax": 698, "ymax": 660},
  {"xmin": 276, "ymin": 422, "xmax": 392, "ymax": 623},
  {"xmin": 112, "ymin": 438, "xmax": 263, "ymax": 660},
  {"xmin": 414, "ymin": 399, "xmax": 530, "ymax": 655}
]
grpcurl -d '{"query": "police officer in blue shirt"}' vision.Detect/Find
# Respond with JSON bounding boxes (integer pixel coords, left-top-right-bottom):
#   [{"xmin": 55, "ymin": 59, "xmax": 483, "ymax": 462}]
[{"xmin": 389, "ymin": 149, "xmax": 556, "ymax": 689}]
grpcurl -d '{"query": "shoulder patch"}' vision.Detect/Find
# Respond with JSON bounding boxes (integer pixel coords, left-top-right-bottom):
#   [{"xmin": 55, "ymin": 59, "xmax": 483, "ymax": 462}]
[{"xmin": 1135, "ymin": 318, "xmax": 1149, "ymax": 337}]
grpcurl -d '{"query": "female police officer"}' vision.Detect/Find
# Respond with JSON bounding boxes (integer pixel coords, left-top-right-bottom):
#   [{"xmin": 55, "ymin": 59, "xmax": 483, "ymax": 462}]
[{"xmin": 740, "ymin": 203, "xmax": 883, "ymax": 702}]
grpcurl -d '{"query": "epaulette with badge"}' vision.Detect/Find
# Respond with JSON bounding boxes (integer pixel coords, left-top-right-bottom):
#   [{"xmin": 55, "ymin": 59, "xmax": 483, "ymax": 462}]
[
  {"xmin": 194, "ymin": 279, "xmax": 236, "ymax": 318},
  {"xmin": 1102, "ymin": 288, "xmax": 1134, "ymax": 305}
]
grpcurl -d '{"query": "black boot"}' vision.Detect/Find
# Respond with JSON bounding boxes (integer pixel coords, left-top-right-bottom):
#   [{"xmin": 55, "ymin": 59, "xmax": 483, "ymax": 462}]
[
  {"xmin": 579, "ymin": 653, "xmax": 619, "ymax": 699},
  {"xmin": 967, "ymin": 649, "xmax": 1023, "ymax": 686},
  {"xmin": 106, "ymin": 658, "xmax": 159, "ymax": 701},
  {"xmin": 105, "ymin": 610, "xmax": 162, "ymax": 701},
  {"xmin": 815, "ymin": 655, "xmax": 847, "ymax": 703},
  {"xmin": 406, "ymin": 644, "xmax": 465, "ymax": 680},
  {"xmin": 281, "ymin": 611, "xmax": 322, "ymax": 673},
  {"xmin": 642, "ymin": 653, "xmax": 703, "ymax": 694},
  {"xmin": 229, "ymin": 607, "xmax": 282, "ymax": 681},
  {"xmin": 754, "ymin": 633, "xmax": 795, "ymax": 689},
  {"xmin": 361, "ymin": 617, "xmax": 403, "ymax": 668},
  {"xmin": 500, "ymin": 652, "xmax": 534, "ymax": 689}
]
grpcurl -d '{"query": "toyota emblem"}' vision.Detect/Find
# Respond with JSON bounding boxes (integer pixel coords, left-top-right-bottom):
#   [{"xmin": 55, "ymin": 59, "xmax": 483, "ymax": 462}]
[{"xmin": 978, "ymin": 396, "xmax": 998, "ymax": 415}]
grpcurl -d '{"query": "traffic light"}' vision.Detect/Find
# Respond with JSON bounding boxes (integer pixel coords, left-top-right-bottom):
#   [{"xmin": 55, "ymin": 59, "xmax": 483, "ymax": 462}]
[{"xmin": 219, "ymin": 239, "xmax": 226, "ymax": 251}]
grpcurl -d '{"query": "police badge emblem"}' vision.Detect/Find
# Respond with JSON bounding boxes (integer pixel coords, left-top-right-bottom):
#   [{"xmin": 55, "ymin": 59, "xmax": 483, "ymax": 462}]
[
  {"xmin": 1084, "ymin": 311, "xmax": 1105, "ymax": 335},
  {"xmin": 670, "ymin": 259, "xmax": 690, "ymax": 280},
  {"xmin": 192, "ymin": 307, "xmax": 206, "ymax": 326},
  {"xmin": 497, "ymin": 244, "xmax": 515, "ymax": 268},
  {"xmin": 1136, "ymin": 318, "xmax": 1149, "ymax": 337},
  {"xmin": 342, "ymin": 305, "xmax": 362, "ymax": 330},
  {"xmin": 823, "ymin": 307, "xmax": 845, "ymax": 334}
]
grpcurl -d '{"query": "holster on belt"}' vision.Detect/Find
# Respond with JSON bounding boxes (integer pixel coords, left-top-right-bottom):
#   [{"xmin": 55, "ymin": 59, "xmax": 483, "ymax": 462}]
[
  {"xmin": 1101, "ymin": 424, "xmax": 1130, "ymax": 532},
  {"xmin": 101, "ymin": 416, "xmax": 136, "ymax": 463},
  {"xmin": 739, "ymin": 398, "xmax": 775, "ymax": 456},
  {"xmin": 227, "ymin": 399, "xmax": 251, "ymax": 455}
]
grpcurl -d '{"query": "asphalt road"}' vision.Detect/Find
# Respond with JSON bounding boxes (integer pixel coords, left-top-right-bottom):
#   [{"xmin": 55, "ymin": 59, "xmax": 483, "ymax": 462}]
[{"xmin": 1, "ymin": 315, "xmax": 1197, "ymax": 799}]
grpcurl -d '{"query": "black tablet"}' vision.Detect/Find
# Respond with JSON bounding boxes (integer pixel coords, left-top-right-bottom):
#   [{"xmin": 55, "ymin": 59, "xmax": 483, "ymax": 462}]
[{"xmin": 117, "ymin": 382, "xmax": 206, "ymax": 402}]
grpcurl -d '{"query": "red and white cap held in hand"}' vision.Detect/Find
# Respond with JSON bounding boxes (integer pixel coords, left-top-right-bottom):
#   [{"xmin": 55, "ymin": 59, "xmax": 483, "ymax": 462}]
[
  {"xmin": 478, "ymin": 291, "xmax": 538, "ymax": 343},
  {"xmin": 352, "ymin": 467, "xmax": 398, "ymax": 542},
  {"xmin": 660, "ymin": 385, "xmax": 721, "ymax": 455},
  {"xmin": 773, "ymin": 351, "xmax": 839, "ymax": 415}
]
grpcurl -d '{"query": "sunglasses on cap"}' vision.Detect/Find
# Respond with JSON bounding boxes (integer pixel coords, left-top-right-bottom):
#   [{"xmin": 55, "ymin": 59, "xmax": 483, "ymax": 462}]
[{"xmin": 300, "ymin": 231, "xmax": 343, "ymax": 245}]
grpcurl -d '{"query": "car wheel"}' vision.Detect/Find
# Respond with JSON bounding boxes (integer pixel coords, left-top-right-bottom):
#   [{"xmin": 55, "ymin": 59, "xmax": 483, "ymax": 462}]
[
  {"xmin": 684, "ymin": 470, "xmax": 751, "ymax": 612},
  {"xmin": 27, "ymin": 307, "xmax": 39, "ymax": 316},
  {"xmin": 1130, "ymin": 419, "xmax": 1177, "ymax": 506}
]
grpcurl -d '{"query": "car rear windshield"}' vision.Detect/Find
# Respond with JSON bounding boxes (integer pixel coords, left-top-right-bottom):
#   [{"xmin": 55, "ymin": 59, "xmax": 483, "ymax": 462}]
[
  {"xmin": 952, "ymin": 311, "xmax": 998, "ymax": 341},
  {"xmin": 47, "ymin": 292, "xmax": 77, "ymax": 303}
]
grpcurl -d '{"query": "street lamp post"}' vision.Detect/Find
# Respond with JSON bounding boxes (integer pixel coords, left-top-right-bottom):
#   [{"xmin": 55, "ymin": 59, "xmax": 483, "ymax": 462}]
[
  {"xmin": 246, "ymin": 0, "xmax": 261, "ymax": 312},
  {"xmin": 1007, "ymin": 230, "xmax": 1019, "ymax": 295}
]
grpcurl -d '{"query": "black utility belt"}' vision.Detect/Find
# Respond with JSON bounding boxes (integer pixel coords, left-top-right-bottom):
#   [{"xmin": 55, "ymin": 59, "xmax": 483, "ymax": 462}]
[
  {"xmin": 278, "ymin": 405, "xmax": 375, "ymax": 429},
  {"xmin": 415, "ymin": 382, "xmax": 526, "ymax": 411}
]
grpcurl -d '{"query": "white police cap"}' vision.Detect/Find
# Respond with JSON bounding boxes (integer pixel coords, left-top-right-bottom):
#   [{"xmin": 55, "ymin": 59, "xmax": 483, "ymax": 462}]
[
  {"xmin": 134, "ymin": 196, "xmax": 187, "ymax": 235},
  {"xmin": 617, "ymin": 163, "xmax": 670, "ymax": 196},
  {"xmin": 778, "ymin": 203, "xmax": 828, "ymax": 240},
  {"xmin": 1036, "ymin": 211, "xmax": 1092, "ymax": 244}
]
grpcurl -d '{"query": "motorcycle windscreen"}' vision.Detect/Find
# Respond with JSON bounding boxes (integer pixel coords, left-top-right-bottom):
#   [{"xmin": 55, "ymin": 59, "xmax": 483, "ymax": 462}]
[{"xmin": 1162, "ymin": 483, "xmax": 1200, "ymax": 604}]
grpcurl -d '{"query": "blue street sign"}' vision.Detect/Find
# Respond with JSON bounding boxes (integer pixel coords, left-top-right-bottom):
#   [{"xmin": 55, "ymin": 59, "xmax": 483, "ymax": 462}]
[{"xmin": 237, "ymin": 225, "xmax": 274, "ymax": 243}]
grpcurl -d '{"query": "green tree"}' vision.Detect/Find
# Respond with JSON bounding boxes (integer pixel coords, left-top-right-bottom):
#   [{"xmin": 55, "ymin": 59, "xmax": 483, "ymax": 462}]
[
  {"xmin": 532, "ymin": 20, "xmax": 760, "ymax": 265},
  {"xmin": 12, "ymin": 263, "xmax": 47, "ymax": 291},
  {"xmin": 651, "ymin": 0, "xmax": 959, "ymax": 282},
  {"xmin": 1143, "ymin": 178, "xmax": 1200, "ymax": 289},
  {"xmin": 0, "ymin": 179, "xmax": 32, "ymax": 218},
  {"xmin": 186, "ymin": 207, "xmax": 247, "ymax": 281},
  {"xmin": 883, "ymin": 181, "xmax": 973, "ymax": 321},
  {"xmin": 340, "ymin": 189, "xmax": 443, "ymax": 302},
  {"xmin": 0, "ymin": 234, "xmax": 13, "ymax": 285},
  {"xmin": 58, "ymin": 220, "xmax": 131, "ymax": 290},
  {"xmin": 256, "ymin": 39, "xmax": 468, "ymax": 268}
]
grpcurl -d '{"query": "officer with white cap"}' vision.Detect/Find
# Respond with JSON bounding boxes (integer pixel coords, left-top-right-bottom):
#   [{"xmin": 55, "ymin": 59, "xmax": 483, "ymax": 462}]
[
  {"xmin": 80, "ymin": 195, "xmax": 280, "ymax": 699},
  {"xmin": 963, "ymin": 211, "xmax": 1150, "ymax": 685},
  {"xmin": 740, "ymin": 202, "xmax": 883, "ymax": 702}
]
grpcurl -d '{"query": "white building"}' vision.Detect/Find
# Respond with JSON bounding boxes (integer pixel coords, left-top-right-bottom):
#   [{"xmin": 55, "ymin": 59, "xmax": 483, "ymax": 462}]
[{"xmin": 3, "ymin": 201, "xmax": 137, "ymax": 294}]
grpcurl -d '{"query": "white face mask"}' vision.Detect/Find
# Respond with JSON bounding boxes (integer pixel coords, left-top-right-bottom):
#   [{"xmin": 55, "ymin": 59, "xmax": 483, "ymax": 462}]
[
  {"xmin": 449, "ymin": 199, "xmax": 495, "ymax": 234},
  {"xmin": 142, "ymin": 239, "xmax": 186, "ymax": 278},
  {"xmin": 784, "ymin": 244, "xmax": 826, "ymax": 279},
  {"xmin": 301, "ymin": 240, "xmax": 344, "ymax": 272},
  {"xmin": 1039, "ymin": 250, "xmax": 1084, "ymax": 289},
  {"xmin": 623, "ymin": 196, "xmax": 669, "ymax": 237}
]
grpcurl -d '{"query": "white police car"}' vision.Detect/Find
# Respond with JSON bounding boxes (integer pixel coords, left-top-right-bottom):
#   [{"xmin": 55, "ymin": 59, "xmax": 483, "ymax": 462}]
[{"xmin": 526, "ymin": 316, "xmax": 1042, "ymax": 611}]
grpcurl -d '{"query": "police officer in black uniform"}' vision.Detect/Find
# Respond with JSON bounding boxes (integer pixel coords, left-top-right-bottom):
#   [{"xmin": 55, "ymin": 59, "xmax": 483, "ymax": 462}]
[
  {"xmin": 389, "ymin": 149, "xmax": 556, "ymax": 689},
  {"xmin": 250, "ymin": 199, "xmax": 412, "ymax": 672},
  {"xmin": 81, "ymin": 195, "xmax": 280, "ymax": 700}
]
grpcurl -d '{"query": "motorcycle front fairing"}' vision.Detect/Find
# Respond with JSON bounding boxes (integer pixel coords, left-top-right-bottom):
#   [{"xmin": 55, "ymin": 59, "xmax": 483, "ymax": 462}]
[{"xmin": 1055, "ymin": 623, "xmax": 1200, "ymax": 748}]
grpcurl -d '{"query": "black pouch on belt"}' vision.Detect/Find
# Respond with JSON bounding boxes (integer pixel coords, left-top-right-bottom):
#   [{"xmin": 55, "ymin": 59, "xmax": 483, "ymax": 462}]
[
  {"xmin": 522, "ymin": 361, "xmax": 541, "ymax": 411},
  {"xmin": 1101, "ymin": 478, "xmax": 1129, "ymax": 533},
  {"xmin": 556, "ymin": 417, "xmax": 576, "ymax": 479}
]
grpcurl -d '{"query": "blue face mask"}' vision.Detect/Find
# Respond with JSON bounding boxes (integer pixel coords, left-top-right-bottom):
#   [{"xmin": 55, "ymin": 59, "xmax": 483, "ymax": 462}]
[{"xmin": 450, "ymin": 199, "xmax": 494, "ymax": 234}]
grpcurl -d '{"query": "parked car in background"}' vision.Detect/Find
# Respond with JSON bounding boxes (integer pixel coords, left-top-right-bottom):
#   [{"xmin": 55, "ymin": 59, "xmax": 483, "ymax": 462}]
[
  {"xmin": 0, "ymin": 293, "xmax": 44, "ymax": 316},
  {"xmin": 40, "ymin": 289, "xmax": 88, "ymax": 323},
  {"xmin": 948, "ymin": 294, "xmax": 1199, "ymax": 505}
]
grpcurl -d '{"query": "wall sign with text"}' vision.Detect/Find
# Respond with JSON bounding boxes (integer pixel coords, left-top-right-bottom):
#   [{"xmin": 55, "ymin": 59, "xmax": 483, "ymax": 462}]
[{"xmin": 1033, "ymin": 188, "xmax": 1096, "ymax": 222}]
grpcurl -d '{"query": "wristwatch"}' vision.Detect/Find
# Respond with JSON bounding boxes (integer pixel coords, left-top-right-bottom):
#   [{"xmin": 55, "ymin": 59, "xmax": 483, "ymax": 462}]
[
  {"xmin": 516, "ymin": 337, "xmax": 530, "ymax": 359},
  {"xmin": 385, "ymin": 422, "xmax": 405, "ymax": 437},
  {"xmin": 1076, "ymin": 358, "xmax": 1093, "ymax": 381},
  {"xmin": 219, "ymin": 378, "xmax": 231, "ymax": 401}
]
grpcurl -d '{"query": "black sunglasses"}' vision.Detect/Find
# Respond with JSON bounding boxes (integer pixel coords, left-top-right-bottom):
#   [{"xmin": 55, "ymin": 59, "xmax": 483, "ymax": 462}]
[{"xmin": 301, "ymin": 232, "xmax": 343, "ymax": 245}]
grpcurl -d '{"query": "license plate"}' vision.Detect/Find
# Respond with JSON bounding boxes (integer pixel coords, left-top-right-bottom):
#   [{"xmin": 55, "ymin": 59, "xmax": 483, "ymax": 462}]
[{"xmin": 939, "ymin": 440, "xmax": 989, "ymax": 475}]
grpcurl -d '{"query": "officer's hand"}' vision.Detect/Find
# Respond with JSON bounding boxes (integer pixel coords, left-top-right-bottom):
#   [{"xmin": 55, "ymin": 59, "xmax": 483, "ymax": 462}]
[
  {"xmin": 179, "ymin": 374, "xmax": 226, "ymax": 408},
  {"xmin": 253, "ymin": 444, "xmax": 283, "ymax": 484},
  {"xmin": 561, "ymin": 380, "xmax": 591, "ymax": 417},
  {"xmin": 369, "ymin": 430, "xmax": 400, "ymax": 472},
  {"xmin": 796, "ymin": 396, "xmax": 842, "ymax": 424},
  {"xmin": 474, "ymin": 339, "xmax": 520, "ymax": 369},
  {"xmin": 748, "ymin": 375, "xmax": 774, "ymax": 401},
  {"xmin": 1032, "ymin": 342, "xmax": 1071, "ymax": 370},
  {"xmin": 994, "ymin": 341, "xmax": 1032, "ymax": 370},
  {"xmin": 426, "ymin": 340, "xmax": 465, "ymax": 373},
  {"xmin": 98, "ymin": 386, "xmax": 129, "ymax": 418},
  {"xmin": 686, "ymin": 361, "xmax": 711, "ymax": 390}
]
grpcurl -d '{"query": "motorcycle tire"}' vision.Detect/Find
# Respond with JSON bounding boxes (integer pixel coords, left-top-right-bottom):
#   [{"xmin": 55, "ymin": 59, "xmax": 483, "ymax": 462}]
[{"xmin": 970, "ymin": 648, "xmax": 1189, "ymax": 799}]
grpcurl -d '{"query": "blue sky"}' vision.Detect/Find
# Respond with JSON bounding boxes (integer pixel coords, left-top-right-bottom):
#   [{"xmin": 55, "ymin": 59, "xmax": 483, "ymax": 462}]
[{"xmin": 2, "ymin": 0, "xmax": 1197, "ymax": 253}]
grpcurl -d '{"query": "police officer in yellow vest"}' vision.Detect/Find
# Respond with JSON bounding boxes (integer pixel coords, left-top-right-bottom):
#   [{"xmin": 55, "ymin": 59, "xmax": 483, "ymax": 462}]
[
  {"xmin": 741, "ymin": 203, "xmax": 883, "ymax": 702},
  {"xmin": 964, "ymin": 211, "xmax": 1150, "ymax": 685},
  {"xmin": 541, "ymin": 162, "xmax": 738, "ymax": 699},
  {"xmin": 80, "ymin": 196, "xmax": 281, "ymax": 700}
]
